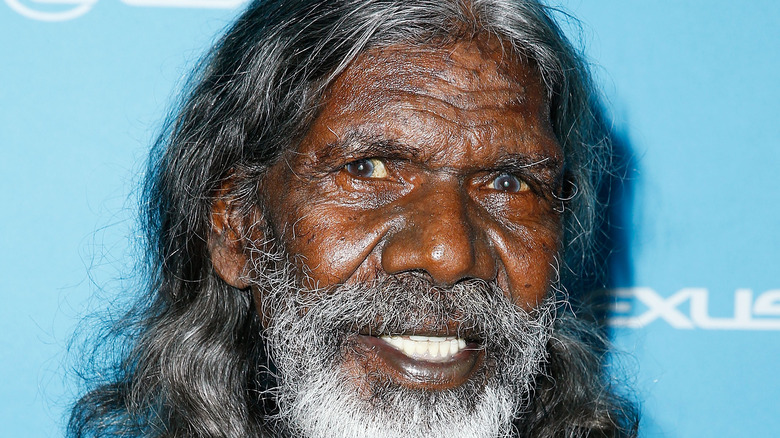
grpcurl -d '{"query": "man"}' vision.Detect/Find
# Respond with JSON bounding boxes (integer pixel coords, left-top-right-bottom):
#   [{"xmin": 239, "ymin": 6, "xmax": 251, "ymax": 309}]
[{"xmin": 70, "ymin": 0, "xmax": 638, "ymax": 437}]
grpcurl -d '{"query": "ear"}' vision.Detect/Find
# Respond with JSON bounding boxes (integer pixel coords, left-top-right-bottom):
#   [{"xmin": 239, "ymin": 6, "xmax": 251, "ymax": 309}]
[{"xmin": 208, "ymin": 183, "xmax": 256, "ymax": 290}]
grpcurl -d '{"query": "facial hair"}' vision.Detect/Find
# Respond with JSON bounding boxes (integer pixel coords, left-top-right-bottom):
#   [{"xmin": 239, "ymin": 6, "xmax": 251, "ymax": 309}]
[{"xmin": 249, "ymin": 252, "xmax": 557, "ymax": 438}]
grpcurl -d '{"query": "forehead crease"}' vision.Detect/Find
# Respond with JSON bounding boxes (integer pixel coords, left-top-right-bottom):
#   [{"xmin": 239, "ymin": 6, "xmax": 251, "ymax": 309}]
[
  {"xmin": 361, "ymin": 66, "xmax": 523, "ymax": 107},
  {"xmin": 336, "ymin": 66, "xmax": 531, "ymax": 131},
  {"xmin": 377, "ymin": 91, "xmax": 525, "ymax": 126},
  {"xmin": 334, "ymin": 41, "xmax": 527, "ymax": 97},
  {"xmin": 440, "ymin": 87, "xmax": 524, "ymax": 112},
  {"xmin": 325, "ymin": 86, "xmax": 534, "ymax": 157},
  {"xmin": 311, "ymin": 41, "xmax": 556, "ymax": 166}
]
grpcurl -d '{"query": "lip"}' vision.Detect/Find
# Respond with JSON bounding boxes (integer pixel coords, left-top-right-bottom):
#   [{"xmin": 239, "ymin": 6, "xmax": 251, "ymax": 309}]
[{"xmin": 350, "ymin": 334, "xmax": 484, "ymax": 390}]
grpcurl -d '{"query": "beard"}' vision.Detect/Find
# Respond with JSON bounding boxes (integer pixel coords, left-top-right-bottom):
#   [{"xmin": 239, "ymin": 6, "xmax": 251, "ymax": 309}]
[{"xmin": 249, "ymin": 250, "xmax": 557, "ymax": 438}]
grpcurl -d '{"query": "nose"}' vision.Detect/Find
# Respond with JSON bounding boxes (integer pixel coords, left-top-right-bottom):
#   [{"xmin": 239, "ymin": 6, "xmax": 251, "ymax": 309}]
[{"xmin": 380, "ymin": 178, "xmax": 496, "ymax": 286}]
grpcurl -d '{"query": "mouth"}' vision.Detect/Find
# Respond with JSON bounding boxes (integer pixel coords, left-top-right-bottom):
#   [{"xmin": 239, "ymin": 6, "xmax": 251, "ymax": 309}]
[{"xmin": 350, "ymin": 333, "xmax": 484, "ymax": 390}]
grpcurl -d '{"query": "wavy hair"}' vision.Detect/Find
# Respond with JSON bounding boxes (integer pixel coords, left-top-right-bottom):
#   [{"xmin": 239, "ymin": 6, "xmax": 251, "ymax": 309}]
[{"xmin": 69, "ymin": 1, "xmax": 638, "ymax": 437}]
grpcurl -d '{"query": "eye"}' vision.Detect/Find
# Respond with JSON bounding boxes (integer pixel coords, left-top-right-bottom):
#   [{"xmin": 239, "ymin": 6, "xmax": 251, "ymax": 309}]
[
  {"xmin": 344, "ymin": 158, "xmax": 388, "ymax": 179},
  {"xmin": 491, "ymin": 173, "xmax": 529, "ymax": 192}
]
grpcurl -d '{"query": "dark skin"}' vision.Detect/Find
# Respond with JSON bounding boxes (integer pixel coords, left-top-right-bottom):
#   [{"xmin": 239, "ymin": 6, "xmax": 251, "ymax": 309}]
[{"xmin": 211, "ymin": 37, "xmax": 564, "ymax": 392}]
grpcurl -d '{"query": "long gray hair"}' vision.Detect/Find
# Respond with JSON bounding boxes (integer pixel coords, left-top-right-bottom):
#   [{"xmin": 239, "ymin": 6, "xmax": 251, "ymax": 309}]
[{"xmin": 69, "ymin": 1, "xmax": 638, "ymax": 437}]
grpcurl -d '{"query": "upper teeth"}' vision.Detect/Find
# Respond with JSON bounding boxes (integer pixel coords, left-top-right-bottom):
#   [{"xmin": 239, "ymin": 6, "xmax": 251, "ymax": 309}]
[{"xmin": 379, "ymin": 335, "xmax": 467, "ymax": 361}]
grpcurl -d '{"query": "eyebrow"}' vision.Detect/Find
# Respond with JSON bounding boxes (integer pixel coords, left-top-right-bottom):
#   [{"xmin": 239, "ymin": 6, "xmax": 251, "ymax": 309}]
[
  {"xmin": 491, "ymin": 153, "xmax": 562, "ymax": 174},
  {"xmin": 313, "ymin": 131, "xmax": 424, "ymax": 167},
  {"xmin": 311, "ymin": 130, "xmax": 563, "ymax": 182}
]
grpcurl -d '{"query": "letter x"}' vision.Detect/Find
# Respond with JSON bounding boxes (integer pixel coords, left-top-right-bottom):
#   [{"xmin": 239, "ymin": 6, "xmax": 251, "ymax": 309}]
[{"xmin": 633, "ymin": 288, "xmax": 695, "ymax": 329}]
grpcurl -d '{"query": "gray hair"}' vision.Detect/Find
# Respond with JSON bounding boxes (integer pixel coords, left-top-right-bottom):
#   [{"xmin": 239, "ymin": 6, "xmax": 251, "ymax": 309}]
[{"xmin": 69, "ymin": 1, "xmax": 637, "ymax": 437}]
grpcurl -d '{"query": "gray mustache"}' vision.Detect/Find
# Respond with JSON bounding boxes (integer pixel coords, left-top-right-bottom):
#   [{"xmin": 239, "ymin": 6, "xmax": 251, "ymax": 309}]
[{"xmin": 260, "ymin": 272, "xmax": 554, "ymax": 352}]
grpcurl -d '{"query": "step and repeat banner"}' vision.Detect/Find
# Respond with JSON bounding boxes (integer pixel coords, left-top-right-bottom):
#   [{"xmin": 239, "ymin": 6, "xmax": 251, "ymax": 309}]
[{"xmin": 2, "ymin": 1, "xmax": 778, "ymax": 437}]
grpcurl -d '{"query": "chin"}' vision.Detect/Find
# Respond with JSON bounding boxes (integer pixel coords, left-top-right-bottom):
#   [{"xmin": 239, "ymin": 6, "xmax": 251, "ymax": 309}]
[{"xmin": 277, "ymin": 362, "xmax": 518, "ymax": 438}]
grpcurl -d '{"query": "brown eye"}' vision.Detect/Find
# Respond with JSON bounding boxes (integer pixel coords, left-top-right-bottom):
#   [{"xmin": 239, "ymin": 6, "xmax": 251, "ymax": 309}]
[
  {"xmin": 344, "ymin": 158, "xmax": 388, "ymax": 179},
  {"xmin": 492, "ymin": 173, "xmax": 528, "ymax": 192}
]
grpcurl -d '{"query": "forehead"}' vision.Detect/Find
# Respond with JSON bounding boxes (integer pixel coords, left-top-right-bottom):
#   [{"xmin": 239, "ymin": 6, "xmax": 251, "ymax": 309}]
[{"xmin": 298, "ymin": 37, "xmax": 559, "ymax": 165}]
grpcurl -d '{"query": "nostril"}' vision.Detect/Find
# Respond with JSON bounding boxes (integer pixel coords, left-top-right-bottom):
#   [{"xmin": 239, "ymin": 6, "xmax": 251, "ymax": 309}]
[{"xmin": 403, "ymin": 269, "xmax": 435, "ymax": 284}]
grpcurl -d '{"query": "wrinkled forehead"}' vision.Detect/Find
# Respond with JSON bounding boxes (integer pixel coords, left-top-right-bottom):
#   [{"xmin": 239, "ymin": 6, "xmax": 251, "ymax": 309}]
[
  {"xmin": 321, "ymin": 36, "xmax": 550, "ymax": 122},
  {"xmin": 293, "ymin": 36, "xmax": 559, "ymax": 168}
]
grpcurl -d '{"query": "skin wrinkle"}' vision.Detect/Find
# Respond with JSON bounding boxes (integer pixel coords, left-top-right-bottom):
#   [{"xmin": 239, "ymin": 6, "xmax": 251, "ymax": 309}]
[
  {"xmin": 337, "ymin": 84, "xmax": 529, "ymax": 137},
  {"xmin": 307, "ymin": 136, "xmax": 560, "ymax": 196},
  {"xmin": 319, "ymin": 88, "xmax": 559, "ymax": 179},
  {"xmin": 333, "ymin": 46, "xmax": 532, "ymax": 117},
  {"xmin": 69, "ymin": 3, "xmax": 640, "ymax": 437},
  {"xmin": 260, "ymin": 41, "xmax": 557, "ymax": 302},
  {"xmin": 310, "ymin": 132, "xmax": 562, "ymax": 197}
]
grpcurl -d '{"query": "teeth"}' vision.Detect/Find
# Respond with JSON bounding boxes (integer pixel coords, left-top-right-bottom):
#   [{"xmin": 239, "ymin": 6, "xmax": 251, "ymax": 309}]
[
  {"xmin": 403, "ymin": 340, "xmax": 416, "ymax": 357},
  {"xmin": 379, "ymin": 335, "xmax": 468, "ymax": 361},
  {"xmin": 439, "ymin": 340, "xmax": 450, "ymax": 356}
]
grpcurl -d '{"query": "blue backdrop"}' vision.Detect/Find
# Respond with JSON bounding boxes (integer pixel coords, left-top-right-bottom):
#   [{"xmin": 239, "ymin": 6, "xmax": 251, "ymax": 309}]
[{"xmin": 2, "ymin": 1, "xmax": 778, "ymax": 437}]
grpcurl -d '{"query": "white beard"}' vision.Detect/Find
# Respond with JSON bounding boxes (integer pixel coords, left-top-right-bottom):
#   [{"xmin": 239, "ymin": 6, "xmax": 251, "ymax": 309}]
[
  {"xmin": 251, "ymin": 258, "xmax": 556, "ymax": 438},
  {"xmin": 286, "ymin": 369, "xmax": 517, "ymax": 438}
]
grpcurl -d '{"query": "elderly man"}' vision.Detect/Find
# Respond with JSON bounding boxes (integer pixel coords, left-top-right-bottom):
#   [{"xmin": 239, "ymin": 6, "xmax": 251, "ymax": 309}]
[{"xmin": 70, "ymin": 0, "xmax": 637, "ymax": 437}]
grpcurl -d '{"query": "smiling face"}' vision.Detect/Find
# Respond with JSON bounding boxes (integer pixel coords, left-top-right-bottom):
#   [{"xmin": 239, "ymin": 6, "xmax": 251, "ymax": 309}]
[{"xmin": 212, "ymin": 36, "xmax": 565, "ymax": 435}]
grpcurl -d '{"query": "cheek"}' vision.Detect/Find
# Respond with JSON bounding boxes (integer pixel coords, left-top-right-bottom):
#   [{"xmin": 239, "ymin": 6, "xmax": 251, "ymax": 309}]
[
  {"xmin": 273, "ymin": 201, "xmax": 394, "ymax": 287},
  {"xmin": 488, "ymin": 218, "xmax": 561, "ymax": 309}
]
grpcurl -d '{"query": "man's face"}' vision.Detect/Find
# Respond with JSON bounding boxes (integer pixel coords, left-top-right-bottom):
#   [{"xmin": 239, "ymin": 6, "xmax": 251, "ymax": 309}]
[{"xmin": 236, "ymin": 37, "xmax": 564, "ymax": 436}]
